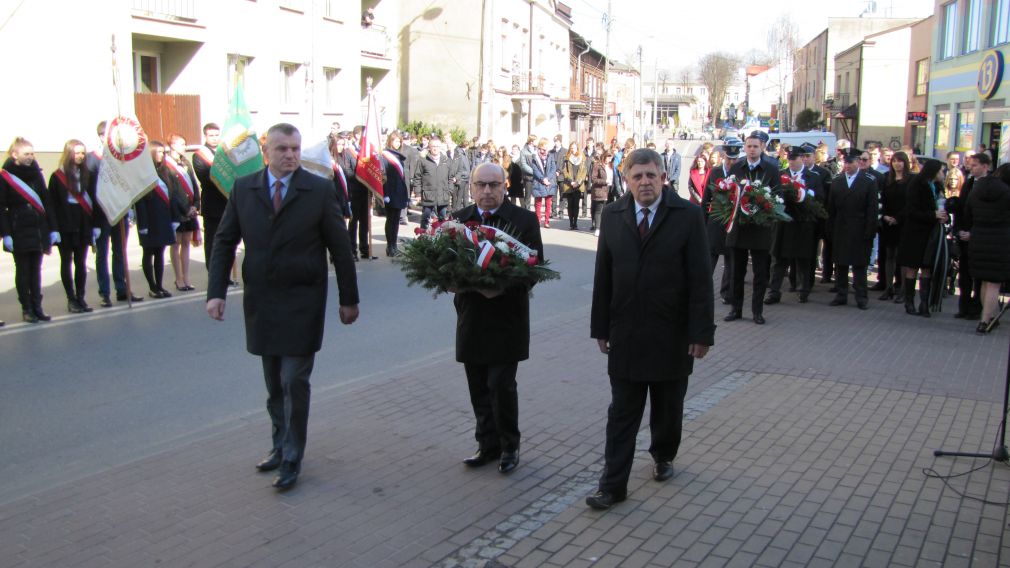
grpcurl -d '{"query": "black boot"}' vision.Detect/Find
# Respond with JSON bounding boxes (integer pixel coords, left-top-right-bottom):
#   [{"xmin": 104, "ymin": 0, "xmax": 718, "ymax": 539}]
[
  {"xmin": 918, "ymin": 277, "xmax": 931, "ymax": 318},
  {"xmin": 903, "ymin": 277, "xmax": 916, "ymax": 315}
]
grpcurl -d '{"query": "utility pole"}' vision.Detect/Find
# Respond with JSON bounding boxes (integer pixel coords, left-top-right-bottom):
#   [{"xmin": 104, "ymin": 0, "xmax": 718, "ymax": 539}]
[
  {"xmin": 652, "ymin": 56, "xmax": 658, "ymax": 142},
  {"xmin": 602, "ymin": 0, "xmax": 612, "ymax": 144},
  {"xmin": 637, "ymin": 44, "xmax": 643, "ymax": 144}
]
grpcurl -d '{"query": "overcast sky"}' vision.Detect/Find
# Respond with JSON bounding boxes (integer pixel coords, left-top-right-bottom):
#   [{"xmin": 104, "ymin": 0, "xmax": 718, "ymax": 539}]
[{"xmin": 568, "ymin": 0, "xmax": 936, "ymax": 73}]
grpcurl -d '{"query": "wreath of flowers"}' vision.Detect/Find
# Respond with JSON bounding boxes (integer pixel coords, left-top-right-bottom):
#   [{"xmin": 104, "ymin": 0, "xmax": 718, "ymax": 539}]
[
  {"xmin": 707, "ymin": 175, "xmax": 791, "ymax": 229},
  {"xmin": 396, "ymin": 219, "xmax": 560, "ymax": 297},
  {"xmin": 779, "ymin": 174, "xmax": 828, "ymax": 223}
]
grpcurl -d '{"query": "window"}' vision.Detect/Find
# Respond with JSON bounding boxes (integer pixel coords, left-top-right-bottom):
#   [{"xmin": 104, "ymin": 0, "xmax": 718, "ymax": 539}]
[
  {"xmin": 227, "ymin": 54, "xmax": 255, "ymax": 108},
  {"xmin": 323, "ymin": 67, "xmax": 340, "ymax": 110},
  {"xmin": 915, "ymin": 59, "xmax": 929, "ymax": 96},
  {"xmin": 322, "ymin": 0, "xmax": 338, "ymax": 19},
  {"xmin": 676, "ymin": 87, "xmax": 681, "ymax": 94},
  {"xmin": 133, "ymin": 52, "xmax": 160, "ymax": 93},
  {"xmin": 994, "ymin": 0, "xmax": 1010, "ymax": 45},
  {"xmin": 935, "ymin": 110, "xmax": 951, "ymax": 150},
  {"xmin": 941, "ymin": 2, "xmax": 958, "ymax": 59},
  {"xmin": 280, "ymin": 62, "xmax": 301, "ymax": 108},
  {"xmin": 956, "ymin": 110, "xmax": 976, "ymax": 150},
  {"xmin": 964, "ymin": 0, "xmax": 982, "ymax": 53}
]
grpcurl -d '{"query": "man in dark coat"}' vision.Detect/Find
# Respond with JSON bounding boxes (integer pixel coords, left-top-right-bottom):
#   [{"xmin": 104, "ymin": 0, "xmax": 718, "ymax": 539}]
[
  {"xmin": 445, "ymin": 137, "xmax": 471, "ymax": 210},
  {"xmin": 951, "ymin": 158, "xmax": 981, "ymax": 319},
  {"xmin": 661, "ymin": 140, "xmax": 681, "ymax": 191},
  {"xmin": 801, "ymin": 143, "xmax": 833, "ymax": 291},
  {"xmin": 587, "ymin": 148, "xmax": 715, "ymax": 510},
  {"xmin": 453, "ymin": 162, "xmax": 543, "ymax": 474},
  {"xmin": 206, "ymin": 123, "xmax": 360, "ymax": 490},
  {"xmin": 703, "ymin": 141, "xmax": 741, "ymax": 304},
  {"xmin": 860, "ymin": 150, "xmax": 888, "ymax": 290},
  {"xmin": 193, "ymin": 123, "xmax": 225, "ymax": 275},
  {"xmin": 767, "ymin": 147, "xmax": 822, "ymax": 304},
  {"xmin": 397, "ymin": 131, "xmax": 420, "ymax": 225},
  {"xmin": 412, "ymin": 138, "xmax": 453, "ymax": 230},
  {"xmin": 724, "ymin": 133, "xmax": 781, "ymax": 325},
  {"xmin": 828, "ymin": 149, "xmax": 879, "ymax": 309}
]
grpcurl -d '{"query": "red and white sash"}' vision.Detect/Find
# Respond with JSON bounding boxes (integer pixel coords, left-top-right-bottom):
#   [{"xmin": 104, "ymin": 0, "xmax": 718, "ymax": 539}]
[
  {"xmin": 166, "ymin": 156, "xmax": 194, "ymax": 203},
  {"xmin": 154, "ymin": 178, "xmax": 171, "ymax": 206},
  {"xmin": 1, "ymin": 169, "xmax": 45, "ymax": 214},
  {"xmin": 333, "ymin": 163, "xmax": 348, "ymax": 199},
  {"xmin": 382, "ymin": 150, "xmax": 404, "ymax": 181},
  {"xmin": 195, "ymin": 145, "xmax": 215, "ymax": 165},
  {"xmin": 54, "ymin": 169, "xmax": 94, "ymax": 217}
]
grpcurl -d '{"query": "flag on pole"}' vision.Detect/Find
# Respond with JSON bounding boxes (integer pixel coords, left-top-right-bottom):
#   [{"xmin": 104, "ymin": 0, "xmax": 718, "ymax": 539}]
[
  {"xmin": 355, "ymin": 90, "xmax": 384, "ymax": 199},
  {"xmin": 300, "ymin": 139, "xmax": 334, "ymax": 180},
  {"xmin": 96, "ymin": 115, "xmax": 159, "ymax": 224},
  {"xmin": 210, "ymin": 71, "xmax": 263, "ymax": 196}
]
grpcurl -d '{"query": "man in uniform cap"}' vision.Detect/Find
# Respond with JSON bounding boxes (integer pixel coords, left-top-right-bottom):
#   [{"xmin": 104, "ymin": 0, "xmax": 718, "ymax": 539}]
[
  {"xmin": 800, "ymin": 143, "xmax": 833, "ymax": 291},
  {"xmin": 827, "ymin": 148, "xmax": 878, "ymax": 310},
  {"xmin": 702, "ymin": 138, "xmax": 742, "ymax": 305},
  {"xmin": 766, "ymin": 146, "xmax": 823, "ymax": 304}
]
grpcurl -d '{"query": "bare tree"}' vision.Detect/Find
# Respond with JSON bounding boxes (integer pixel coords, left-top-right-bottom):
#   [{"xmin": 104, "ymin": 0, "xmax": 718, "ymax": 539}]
[
  {"xmin": 679, "ymin": 68, "xmax": 692, "ymax": 89},
  {"xmin": 657, "ymin": 68, "xmax": 671, "ymax": 91},
  {"xmin": 697, "ymin": 52, "xmax": 740, "ymax": 127},
  {"xmin": 766, "ymin": 13, "xmax": 799, "ymax": 128}
]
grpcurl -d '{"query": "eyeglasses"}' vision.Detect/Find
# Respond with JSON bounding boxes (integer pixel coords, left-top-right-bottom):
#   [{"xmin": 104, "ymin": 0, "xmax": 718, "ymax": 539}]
[{"xmin": 472, "ymin": 181, "xmax": 504, "ymax": 191}]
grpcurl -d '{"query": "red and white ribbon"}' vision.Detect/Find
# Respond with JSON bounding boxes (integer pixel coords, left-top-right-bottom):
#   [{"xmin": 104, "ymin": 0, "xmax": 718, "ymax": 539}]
[
  {"xmin": 1, "ymin": 170, "xmax": 45, "ymax": 214},
  {"xmin": 154, "ymin": 178, "xmax": 171, "ymax": 205},
  {"xmin": 54, "ymin": 169, "xmax": 94, "ymax": 217},
  {"xmin": 476, "ymin": 240, "xmax": 495, "ymax": 269},
  {"xmin": 165, "ymin": 156, "xmax": 194, "ymax": 202}
]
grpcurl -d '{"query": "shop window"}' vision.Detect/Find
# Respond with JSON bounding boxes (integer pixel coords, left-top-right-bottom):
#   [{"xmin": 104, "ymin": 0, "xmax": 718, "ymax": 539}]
[
  {"xmin": 935, "ymin": 111, "xmax": 951, "ymax": 150},
  {"xmin": 956, "ymin": 111, "xmax": 975, "ymax": 150}
]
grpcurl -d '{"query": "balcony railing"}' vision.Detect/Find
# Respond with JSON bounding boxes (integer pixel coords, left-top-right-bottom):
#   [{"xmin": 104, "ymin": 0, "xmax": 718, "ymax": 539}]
[
  {"xmin": 131, "ymin": 0, "xmax": 197, "ymax": 21},
  {"xmin": 510, "ymin": 71, "xmax": 546, "ymax": 94},
  {"xmin": 823, "ymin": 93, "xmax": 850, "ymax": 111},
  {"xmin": 361, "ymin": 24, "xmax": 390, "ymax": 58}
]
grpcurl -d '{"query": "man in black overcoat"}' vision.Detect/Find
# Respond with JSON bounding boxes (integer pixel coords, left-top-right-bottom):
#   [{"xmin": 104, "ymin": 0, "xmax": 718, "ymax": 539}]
[
  {"xmin": 453, "ymin": 162, "xmax": 543, "ymax": 474},
  {"xmin": 801, "ymin": 143, "xmax": 833, "ymax": 291},
  {"xmin": 724, "ymin": 133, "xmax": 781, "ymax": 325},
  {"xmin": 587, "ymin": 149, "xmax": 715, "ymax": 510},
  {"xmin": 828, "ymin": 149, "xmax": 878, "ymax": 309},
  {"xmin": 767, "ymin": 147, "xmax": 823, "ymax": 304},
  {"xmin": 206, "ymin": 123, "xmax": 360, "ymax": 490}
]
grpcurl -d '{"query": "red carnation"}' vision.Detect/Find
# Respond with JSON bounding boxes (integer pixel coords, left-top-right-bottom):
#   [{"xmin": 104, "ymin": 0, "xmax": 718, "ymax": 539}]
[
  {"xmin": 414, "ymin": 227, "xmax": 425, "ymax": 235},
  {"xmin": 780, "ymin": 175, "xmax": 791, "ymax": 186},
  {"xmin": 526, "ymin": 255, "xmax": 537, "ymax": 266},
  {"xmin": 763, "ymin": 202, "xmax": 773, "ymax": 211},
  {"xmin": 740, "ymin": 196, "xmax": 749, "ymax": 205}
]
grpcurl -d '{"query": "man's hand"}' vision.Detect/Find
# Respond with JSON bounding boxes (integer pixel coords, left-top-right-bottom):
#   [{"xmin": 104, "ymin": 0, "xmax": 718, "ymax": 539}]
[
  {"xmin": 339, "ymin": 304, "xmax": 359, "ymax": 325},
  {"xmin": 206, "ymin": 298, "xmax": 226, "ymax": 321},
  {"xmin": 597, "ymin": 338, "xmax": 609, "ymax": 354},
  {"xmin": 688, "ymin": 344, "xmax": 710, "ymax": 359},
  {"xmin": 959, "ymin": 230, "xmax": 970, "ymax": 241}
]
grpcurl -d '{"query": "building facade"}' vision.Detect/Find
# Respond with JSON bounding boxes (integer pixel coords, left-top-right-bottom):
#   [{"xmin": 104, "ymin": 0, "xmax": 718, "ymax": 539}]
[
  {"xmin": 905, "ymin": 16, "xmax": 935, "ymax": 151},
  {"xmin": 925, "ymin": 0, "xmax": 1010, "ymax": 162},
  {"xmin": 0, "ymin": 0, "xmax": 392, "ymax": 167},
  {"xmin": 832, "ymin": 24, "xmax": 914, "ymax": 149}
]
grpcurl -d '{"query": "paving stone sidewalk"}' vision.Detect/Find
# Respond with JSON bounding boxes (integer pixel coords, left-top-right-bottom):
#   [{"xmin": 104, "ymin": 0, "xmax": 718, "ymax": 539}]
[{"xmin": 3, "ymin": 273, "xmax": 1010, "ymax": 567}]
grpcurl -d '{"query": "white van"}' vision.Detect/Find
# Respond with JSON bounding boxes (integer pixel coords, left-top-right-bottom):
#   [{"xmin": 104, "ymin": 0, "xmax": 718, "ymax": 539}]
[{"xmin": 769, "ymin": 131, "xmax": 837, "ymax": 156}]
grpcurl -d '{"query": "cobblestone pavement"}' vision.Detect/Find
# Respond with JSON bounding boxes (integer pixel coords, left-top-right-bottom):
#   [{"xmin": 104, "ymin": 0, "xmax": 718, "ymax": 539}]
[{"xmin": 3, "ymin": 250, "xmax": 1009, "ymax": 567}]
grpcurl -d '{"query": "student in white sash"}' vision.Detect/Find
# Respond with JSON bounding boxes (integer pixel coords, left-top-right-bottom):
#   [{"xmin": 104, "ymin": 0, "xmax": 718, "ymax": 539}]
[
  {"xmin": 48, "ymin": 139, "xmax": 99, "ymax": 313},
  {"xmin": 136, "ymin": 141, "xmax": 182, "ymax": 299},
  {"xmin": 0, "ymin": 137, "xmax": 58, "ymax": 323},
  {"xmin": 167, "ymin": 133, "xmax": 201, "ymax": 292},
  {"xmin": 382, "ymin": 132, "xmax": 408, "ymax": 257}
]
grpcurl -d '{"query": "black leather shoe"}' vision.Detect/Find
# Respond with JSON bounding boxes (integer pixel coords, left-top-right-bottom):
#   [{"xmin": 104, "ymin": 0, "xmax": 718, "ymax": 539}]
[
  {"xmin": 78, "ymin": 299, "xmax": 93, "ymax": 312},
  {"xmin": 100, "ymin": 295, "xmax": 113, "ymax": 308},
  {"xmin": 118, "ymin": 293, "xmax": 143, "ymax": 302},
  {"xmin": 462, "ymin": 448, "xmax": 501, "ymax": 467},
  {"xmin": 22, "ymin": 311, "xmax": 38, "ymax": 324},
  {"xmin": 498, "ymin": 450, "xmax": 519, "ymax": 474},
  {"xmin": 256, "ymin": 449, "xmax": 283, "ymax": 472},
  {"xmin": 272, "ymin": 462, "xmax": 300, "ymax": 490},
  {"xmin": 828, "ymin": 298, "xmax": 847, "ymax": 306},
  {"xmin": 763, "ymin": 295, "xmax": 780, "ymax": 305},
  {"xmin": 68, "ymin": 299, "xmax": 84, "ymax": 314},
  {"xmin": 753, "ymin": 314, "xmax": 766, "ymax": 325},
  {"xmin": 586, "ymin": 490, "xmax": 626, "ymax": 510},
  {"xmin": 34, "ymin": 310, "xmax": 51, "ymax": 322},
  {"xmin": 653, "ymin": 460, "xmax": 674, "ymax": 481},
  {"xmin": 724, "ymin": 311, "xmax": 741, "ymax": 322}
]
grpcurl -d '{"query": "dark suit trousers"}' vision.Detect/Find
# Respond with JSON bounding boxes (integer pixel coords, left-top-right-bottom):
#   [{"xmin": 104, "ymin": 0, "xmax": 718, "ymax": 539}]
[
  {"xmin": 769, "ymin": 257, "xmax": 811, "ymax": 297},
  {"xmin": 731, "ymin": 248, "xmax": 769, "ymax": 315},
  {"xmin": 834, "ymin": 264, "xmax": 868, "ymax": 303},
  {"xmin": 262, "ymin": 354, "xmax": 315, "ymax": 465},
  {"xmin": 464, "ymin": 362, "xmax": 520, "ymax": 452},
  {"xmin": 711, "ymin": 250, "xmax": 732, "ymax": 302},
  {"xmin": 349, "ymin": 191, "xmax": 370, "ymax": 255},
  {"xmin": 599, "ymin": 377, "xmax": 689, "ymax": 495},
  {"xmin": 203, "ymin": 216, "xmax": 221, "ymax": 273}
]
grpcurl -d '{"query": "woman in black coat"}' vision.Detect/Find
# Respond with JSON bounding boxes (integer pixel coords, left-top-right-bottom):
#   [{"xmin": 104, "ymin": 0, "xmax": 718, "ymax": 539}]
[
  {"xmin": 382, "ymin": 133, "xmax": 408, "ymax": 257},
  {"xmin": 167, "ymin": 134, "xmax": 201, "ymax": 292},
  {"xmin": 136, "ymin": 141, "xmax": 182, "ymax": 298},
  {"xmin": 501, "ymin": 146, "xmax": 525, "ymax": 206},
  {"xmin": 49, "ymin": 139, "xmax": 97, "ymax": 313},
  {"xmin": 897, "ymin": 159, "xmax": 947, "ymax": 316},
  {"xmin": 965, "ymin": 160, "xmax": 1010, "ymax": 332},
  {"xmin": 877, "ymin": 152, "xmax": 910, "ymax": 301},
  {"xmin": 0, "ymin": 137, "xmax": 56, "ymax": 323}
]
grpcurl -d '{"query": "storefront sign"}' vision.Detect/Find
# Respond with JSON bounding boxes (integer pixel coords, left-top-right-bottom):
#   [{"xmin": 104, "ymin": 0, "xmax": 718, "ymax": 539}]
[
  {"xmin": 907, "ymin": 111, "xmax": 928, "ymax": 122},
  {"xmin": 978, "ymin": 50, "xmax": 1005, "ymax": 100}
]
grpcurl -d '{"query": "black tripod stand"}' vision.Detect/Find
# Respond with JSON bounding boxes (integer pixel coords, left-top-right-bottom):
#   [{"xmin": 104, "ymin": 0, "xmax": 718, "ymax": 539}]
[{"xmin": 934, "ymin": 334, "xmax": 1010, "ymax": 462}]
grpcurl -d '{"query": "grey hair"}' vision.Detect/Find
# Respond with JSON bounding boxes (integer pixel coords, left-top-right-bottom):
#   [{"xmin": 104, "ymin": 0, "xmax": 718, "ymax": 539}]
[{"xmin": 623, "ymin": 148, "xmax": 664, "ymax": 171}]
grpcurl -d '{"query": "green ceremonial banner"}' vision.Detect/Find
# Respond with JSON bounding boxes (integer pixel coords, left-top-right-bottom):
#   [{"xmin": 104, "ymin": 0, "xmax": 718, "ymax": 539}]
[{"xmin": 210, "ymin": 75, "xmax": 263, "ymax": 196}]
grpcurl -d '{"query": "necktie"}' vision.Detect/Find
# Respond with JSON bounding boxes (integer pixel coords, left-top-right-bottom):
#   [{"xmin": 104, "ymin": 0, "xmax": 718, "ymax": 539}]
[
  {"xmin": 272, "ymin": 180, "xmax": 283, "ymax": 213},
  {"xmin": 638, "ymin": 208, "xmax": 650, "ymax": 240},
  {"xmin": 481, "ymin": 210, "xmax": 492, "ymax": 223}
]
